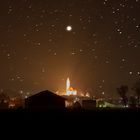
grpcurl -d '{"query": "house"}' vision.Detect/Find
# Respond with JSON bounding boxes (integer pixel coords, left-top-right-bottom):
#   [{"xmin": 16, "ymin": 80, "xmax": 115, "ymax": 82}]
[{"xmin": 25, "ymin": 90, "xmax": 66, "ymax": 110}]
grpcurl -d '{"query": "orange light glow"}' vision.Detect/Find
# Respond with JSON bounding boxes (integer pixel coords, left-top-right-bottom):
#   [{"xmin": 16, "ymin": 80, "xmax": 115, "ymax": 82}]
[{"xmin": 66, "ymin": 78, "xmax": 77, "ymax": 96}]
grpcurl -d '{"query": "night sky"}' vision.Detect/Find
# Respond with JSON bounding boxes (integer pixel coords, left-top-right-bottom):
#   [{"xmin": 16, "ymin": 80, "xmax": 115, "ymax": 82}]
[{"xmin": 0, "ymin": 0, "xmax": 140, "ymax": 98}]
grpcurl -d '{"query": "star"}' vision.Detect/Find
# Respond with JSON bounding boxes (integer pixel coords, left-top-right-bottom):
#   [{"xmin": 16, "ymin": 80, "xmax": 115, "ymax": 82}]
[{"xmin": 0, "ymin": 0, "xmax": 139, "ymax": 100}]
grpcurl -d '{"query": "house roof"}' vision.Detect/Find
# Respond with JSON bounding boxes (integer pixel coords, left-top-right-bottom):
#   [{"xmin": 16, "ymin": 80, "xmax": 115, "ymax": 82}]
[{"xmin": 26, "ymin": 90, "xmax": 66, "ymax": 101}]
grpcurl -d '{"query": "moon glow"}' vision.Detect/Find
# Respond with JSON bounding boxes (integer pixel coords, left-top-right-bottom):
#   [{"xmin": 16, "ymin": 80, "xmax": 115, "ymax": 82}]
[{"xmin": 66, "ymin": 26, "xmax": 72, "ymax": 31}]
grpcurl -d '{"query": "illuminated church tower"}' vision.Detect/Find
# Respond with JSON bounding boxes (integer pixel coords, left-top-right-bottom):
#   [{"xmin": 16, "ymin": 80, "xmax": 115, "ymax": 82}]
[
  {"xmin": 66, "ymin": 78, "xmax": 70, "ymax": 92},
  {"xmin": 66, "ymin": 77, "xmax": 77, "ymax": 96}
]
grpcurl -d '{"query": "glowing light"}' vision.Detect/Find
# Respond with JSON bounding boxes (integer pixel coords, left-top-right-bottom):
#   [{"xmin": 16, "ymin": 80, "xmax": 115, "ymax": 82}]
[
  {"xmin": 66, "ymin": 78, "xmax": 77, "ymax": 96},
  {"xmin": 66, "ymin": 26, "xmax": 72, "ymax": 31},
  {"xmin": 66, "ymin": 78, "xmax": 70, "ymax": 92},
  {"xmin": 86, "ymin": 92, "xmax": 90, "ymax": 97}
]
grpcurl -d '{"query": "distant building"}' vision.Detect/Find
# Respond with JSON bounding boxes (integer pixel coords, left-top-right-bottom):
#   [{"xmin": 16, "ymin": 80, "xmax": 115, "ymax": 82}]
[
  {"xmin": 62, "ymin": 95, "xmax": 96, "ymax": 109},
  {"xmin": 66, "ymin": 78, "xmax": 77, "ymax": 96},
  {"xmin": 82, "ymin": 99, "xmax": 96, "ymax": 110},
  {"xmin": 9, "ymin": 97, "xmax": 24, "ymax": 109},
  {"xmin": 25, "ymin": 90, "xmax": 66, "ymax": 110}
]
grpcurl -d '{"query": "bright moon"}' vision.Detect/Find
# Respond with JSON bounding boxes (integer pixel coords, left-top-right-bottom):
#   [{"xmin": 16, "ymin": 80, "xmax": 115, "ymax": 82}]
[{"xmin": 66, "ymin": 26, "xmax": 72, "ymax": 31}]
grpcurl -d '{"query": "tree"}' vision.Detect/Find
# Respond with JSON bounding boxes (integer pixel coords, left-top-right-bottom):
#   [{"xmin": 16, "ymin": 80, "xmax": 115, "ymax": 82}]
[
  {"xmin": 117, "ymin": 85, "xmax": 128, "ymax": 107},
  {"xmin": 129, "ymin": 96, "xmax": 137, "ymax": 108},
  {"xmin": 132, "ymin": 81, "xmax": 140, "ymax": 107},
  {"xmin": 0, "ymin": 92, "xmax": 9, "ymax": 102},
  {"xmin": 73, "ymin": 102, "xmax": 81, "ymax": 110},
  {"xmin": 0, "ymin": 92, "xmax": 10, "ymax": 109}
]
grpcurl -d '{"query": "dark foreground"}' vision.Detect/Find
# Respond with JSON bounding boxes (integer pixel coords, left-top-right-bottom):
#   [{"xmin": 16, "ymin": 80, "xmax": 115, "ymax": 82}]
[
  {"xmin": 1, "ymin": 108, "xmax": 140, "ymax": 121},
  {"xmin": 0, "ymin": 108, "xmax": 140, "ymax": 135},
  {"xmin": 0, "ymin": 109, "xmax": 138, "ymax": 139}
]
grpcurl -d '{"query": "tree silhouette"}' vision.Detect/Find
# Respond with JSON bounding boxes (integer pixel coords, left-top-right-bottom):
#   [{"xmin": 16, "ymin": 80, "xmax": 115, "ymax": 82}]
[
  {"xmin": 117, "ymin": 85, "xmax": 128, "ymax": 107},
  {"xmin": 129, "ymin": 96, "xmax": 137, "ymax": 108},
  {"xmin": 132, "ymin": 81, "xmax": 140, "ymax": 107},
  {"xmin": 73, "ymin": 102, "xmax": 81, "ymax": 110},
  {"xmin": 0, "ymin": 92, "xmax": 9, "ymax": 102},
  {"xmin": 0, "ymin": 92, "xmax": 10, "ymax": 109}
]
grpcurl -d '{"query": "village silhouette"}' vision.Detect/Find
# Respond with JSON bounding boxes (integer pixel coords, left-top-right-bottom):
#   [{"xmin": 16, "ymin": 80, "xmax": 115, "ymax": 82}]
[{"xmin": 0, "ymin": 78, "xmax": 140, "ymax": 123}]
